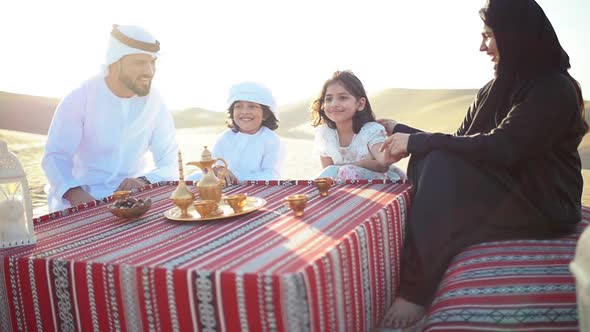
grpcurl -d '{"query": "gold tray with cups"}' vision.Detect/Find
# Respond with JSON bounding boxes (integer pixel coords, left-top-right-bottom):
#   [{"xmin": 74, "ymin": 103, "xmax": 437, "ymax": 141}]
[{"xmin": 163, "ymin": 196, "xmax": 267, "ymax": 221}]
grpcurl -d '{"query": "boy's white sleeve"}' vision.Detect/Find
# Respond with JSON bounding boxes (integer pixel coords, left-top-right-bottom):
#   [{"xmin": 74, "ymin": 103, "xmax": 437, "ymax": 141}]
[
  {"xmin": 212, "ymin": 131, "xmax": 227, "ymax": 159},
  {"xmin": 247, "ymin": 132, "xmax": 286, "ymax": 180}
]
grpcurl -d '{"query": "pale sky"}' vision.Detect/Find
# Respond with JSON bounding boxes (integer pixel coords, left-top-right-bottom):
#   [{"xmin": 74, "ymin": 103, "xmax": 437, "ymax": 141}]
[{"xmin": 1, "ymin": 0, "xmax": 588, "ymax": 111}]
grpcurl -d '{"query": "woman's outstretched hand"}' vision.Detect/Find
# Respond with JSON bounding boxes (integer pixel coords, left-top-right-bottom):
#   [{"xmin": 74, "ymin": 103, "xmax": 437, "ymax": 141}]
[
  {"xmin": 380, "ymin": 133, "xmax": 410, "ymax": 164},
  {"xmin": 377, "ymin": 119, "xmax": 398, "ymax": 136}
]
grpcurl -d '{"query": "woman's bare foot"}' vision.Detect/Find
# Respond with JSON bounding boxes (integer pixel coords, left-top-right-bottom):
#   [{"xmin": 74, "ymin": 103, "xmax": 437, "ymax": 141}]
[{"xmin": 381, "ymin": 297, "xmax": 425, "ymax": 328}]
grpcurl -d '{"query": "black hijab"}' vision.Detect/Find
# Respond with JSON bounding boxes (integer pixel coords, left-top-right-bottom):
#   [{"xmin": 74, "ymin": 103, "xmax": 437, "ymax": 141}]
[{"xmin": 464, "ymin": 0, "xmax": 586, "ymax": 135}]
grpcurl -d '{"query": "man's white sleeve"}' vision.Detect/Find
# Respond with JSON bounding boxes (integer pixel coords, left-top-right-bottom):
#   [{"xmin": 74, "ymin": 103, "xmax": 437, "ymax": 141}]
[
  {"xmin": 41, "ymin": 90, "xmax": 86, "ymax": 199},
  {"xmin": 143, "ymin": 105, "xmax": 179, "ymax": 183}
]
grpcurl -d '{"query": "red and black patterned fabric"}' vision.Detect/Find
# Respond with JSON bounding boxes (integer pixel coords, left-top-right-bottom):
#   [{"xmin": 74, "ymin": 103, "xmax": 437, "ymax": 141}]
[
  {"xmin": 0, "ymin": 181, "xmax": 410, "ymax": 332},
  {"xmin": 423, "ymin": 207, "xmax": 589, "ymax": 331}
]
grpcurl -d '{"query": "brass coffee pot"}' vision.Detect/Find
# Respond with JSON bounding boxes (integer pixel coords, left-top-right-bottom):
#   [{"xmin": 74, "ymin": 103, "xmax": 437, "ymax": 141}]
[
  {"xmin": 171, "ymin": 150, "xmax": 195, "ymax": 217},
  {"xmin": 187, "ymin": 146, "xmax": 228, "ymax": 204}
]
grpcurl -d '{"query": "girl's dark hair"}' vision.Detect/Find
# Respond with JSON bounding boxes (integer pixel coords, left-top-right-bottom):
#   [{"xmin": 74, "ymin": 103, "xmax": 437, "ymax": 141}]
[
  {"xmin": 310, "ymin": 70, "xmax": 376, "ymax": 134},
  {"xmin": 479, "ymin": 0, "xmax": 587, "ymax": 132},
  {"xmin": 225, "ymin": 102, "xmax": 279, "ymax": 133}
]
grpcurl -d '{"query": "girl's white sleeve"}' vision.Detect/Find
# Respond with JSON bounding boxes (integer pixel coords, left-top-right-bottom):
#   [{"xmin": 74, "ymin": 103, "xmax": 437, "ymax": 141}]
[
  {"xmin": 365, "ymin": 122, "xmax": 387, "ymax": 148},
  {"xmin": 312, "ymin": 125, "xmax": 330, "ymax": 157}
]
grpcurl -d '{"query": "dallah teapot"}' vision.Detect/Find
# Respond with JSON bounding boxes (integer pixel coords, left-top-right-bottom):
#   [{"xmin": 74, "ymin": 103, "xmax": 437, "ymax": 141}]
[{"xmin": 187, "ymin": 146, "xmax": 228, "ymax": 204}]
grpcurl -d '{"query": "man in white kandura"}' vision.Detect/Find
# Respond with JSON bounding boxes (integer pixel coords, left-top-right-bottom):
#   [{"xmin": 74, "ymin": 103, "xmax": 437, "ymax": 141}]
[{"xmin": 42, "ymin": 24, "xmax": 178, "ymax": 212}]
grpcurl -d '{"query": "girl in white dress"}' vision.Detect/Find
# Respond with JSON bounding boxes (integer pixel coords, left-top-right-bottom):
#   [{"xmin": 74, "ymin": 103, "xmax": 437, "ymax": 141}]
[
  {"xmin": 188, "ymin": 82, "xmax": 285, "ymax": 184},
  {"xmin": 311, "ymin": 71, "xmax": 406, "ymax": 180}
]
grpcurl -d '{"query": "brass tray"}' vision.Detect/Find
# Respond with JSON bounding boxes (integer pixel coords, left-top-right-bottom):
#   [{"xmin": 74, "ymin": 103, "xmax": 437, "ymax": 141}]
[{"xmin": 163, "ymin": 196, "xmax": 267, "ymax": 221}]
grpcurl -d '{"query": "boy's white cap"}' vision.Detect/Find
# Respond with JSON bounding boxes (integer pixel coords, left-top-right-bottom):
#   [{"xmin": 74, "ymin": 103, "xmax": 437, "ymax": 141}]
[
  {"xmin": 227, "ymin": 81, "xmax": 278, "ymax": 119},
  {"xmin": 103, "ymin": 24, "xmax": 160, "ymax": 73}
]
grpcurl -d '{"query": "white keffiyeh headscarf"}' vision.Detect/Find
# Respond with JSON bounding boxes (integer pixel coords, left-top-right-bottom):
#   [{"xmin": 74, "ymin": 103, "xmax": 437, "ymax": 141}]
[{"xmin": 102, "ymin": 24, "xmax": 160, "ymax": 75}]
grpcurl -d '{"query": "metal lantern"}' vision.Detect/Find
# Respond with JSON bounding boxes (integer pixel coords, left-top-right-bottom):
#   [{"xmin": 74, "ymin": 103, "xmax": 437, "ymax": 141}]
[{"xmin": 0, "ymin": 140, "xmax": 35, "ymax": 248}]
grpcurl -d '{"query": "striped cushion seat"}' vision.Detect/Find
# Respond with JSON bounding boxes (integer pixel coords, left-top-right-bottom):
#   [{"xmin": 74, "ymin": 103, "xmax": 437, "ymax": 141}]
[{"xmin": 424, "ymin": 208, "xmax": 590, "ymax": 331}]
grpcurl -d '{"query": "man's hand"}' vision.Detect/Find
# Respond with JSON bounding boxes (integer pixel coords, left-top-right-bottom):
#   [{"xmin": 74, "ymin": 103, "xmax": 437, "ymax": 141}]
[
  {"xmin": 380, "ymin": 133, "xmax": 410, "ymax": 164},
  {"xmin": 63, "ymin": 187, "xmax": 96, "ymax": 206},
  {"xmin": 377, "ymin": 118, "xmax": 398, "ymax": 136},
  {"xmin": 116, "ymin": 177, "xmax": 150, "ymax": 191}
]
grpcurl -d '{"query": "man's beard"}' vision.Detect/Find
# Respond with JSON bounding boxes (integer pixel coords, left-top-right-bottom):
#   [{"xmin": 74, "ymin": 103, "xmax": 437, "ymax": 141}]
[{"xmin": 118, "ymin": 71, "xmax": 152, "ymax": 97}]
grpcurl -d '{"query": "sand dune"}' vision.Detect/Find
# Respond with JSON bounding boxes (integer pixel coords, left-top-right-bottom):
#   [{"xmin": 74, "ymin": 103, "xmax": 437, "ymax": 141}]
[
  {"xmin": 0, "ymin": 91, "xmax": 58, "ymax": 135},
  {"xmin": 370, "ymin": 88, "xmax": 478, "ymax": 133}
]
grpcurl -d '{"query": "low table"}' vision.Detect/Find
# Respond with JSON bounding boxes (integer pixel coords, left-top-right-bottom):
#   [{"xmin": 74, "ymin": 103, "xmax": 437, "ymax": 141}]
[{"xmin": 1, "ymin": 180, "xmax": 411, "ymax": 332}]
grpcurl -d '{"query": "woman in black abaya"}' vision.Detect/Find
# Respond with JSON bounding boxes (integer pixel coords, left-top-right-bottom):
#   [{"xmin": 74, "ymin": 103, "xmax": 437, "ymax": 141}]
[{"xmin": 380, "ymin": 0, "xmax": 588, "ymax": 328}]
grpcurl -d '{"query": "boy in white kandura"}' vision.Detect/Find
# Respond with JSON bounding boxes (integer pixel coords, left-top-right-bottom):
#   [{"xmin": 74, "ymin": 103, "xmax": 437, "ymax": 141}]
[{"xmin": 188, "ymin": 82, "xmax": 285, "ymax": 184}]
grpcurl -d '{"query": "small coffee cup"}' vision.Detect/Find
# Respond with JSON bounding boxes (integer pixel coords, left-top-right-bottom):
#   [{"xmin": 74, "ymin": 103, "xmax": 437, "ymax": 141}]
[
  {"xmin": 194, "ymin": 200, "xmax": 219, "ymax": 218},
  {"xmin": 284, "ymin": 194, "xmax": 308, "ymax": 217},
  {"xmin": 313, "ymin": 178, "xmax": 334, "ymax": 197},
  {"xmin": 226, "ymin": 193, "xmax": 248, "ymax": 213}
]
